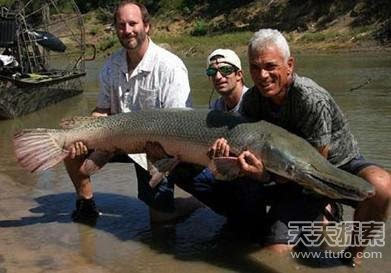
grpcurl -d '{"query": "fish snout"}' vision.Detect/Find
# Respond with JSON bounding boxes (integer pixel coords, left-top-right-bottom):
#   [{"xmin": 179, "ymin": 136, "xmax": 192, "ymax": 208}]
[{"xmin": 365, "ymin": 186, "xmax": 376, "ymax": 199}]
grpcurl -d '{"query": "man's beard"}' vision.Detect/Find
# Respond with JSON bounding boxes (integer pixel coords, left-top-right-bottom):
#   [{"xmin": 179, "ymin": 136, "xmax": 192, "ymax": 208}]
[{"xmin": 119, "ymin": 30, "xmax": 147, "ymax": 50}]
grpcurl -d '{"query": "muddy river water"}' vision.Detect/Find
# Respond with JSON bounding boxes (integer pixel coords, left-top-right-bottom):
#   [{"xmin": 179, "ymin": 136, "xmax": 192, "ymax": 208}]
[{"xmin": 0, "ymin": 52, "xmax": 390, "ymax": 273}]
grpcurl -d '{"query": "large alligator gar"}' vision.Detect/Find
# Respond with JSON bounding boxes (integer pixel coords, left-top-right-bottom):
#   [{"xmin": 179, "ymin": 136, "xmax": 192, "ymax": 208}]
[{"xmin": 13, "ymin": 108, "xmax": 374, "ymax": 201}]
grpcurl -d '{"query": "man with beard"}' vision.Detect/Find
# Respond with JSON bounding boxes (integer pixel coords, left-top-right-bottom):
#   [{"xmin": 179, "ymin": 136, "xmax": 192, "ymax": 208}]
[{"xmin": 64, "ymin": 1, "xmax": 194, "ymax": 223}]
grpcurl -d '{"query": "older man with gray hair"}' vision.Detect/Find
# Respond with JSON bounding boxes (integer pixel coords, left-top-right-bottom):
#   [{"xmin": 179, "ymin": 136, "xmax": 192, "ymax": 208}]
[{"xmin": 215, "ymin": 28, "xmax": 391, "ymax": 266}]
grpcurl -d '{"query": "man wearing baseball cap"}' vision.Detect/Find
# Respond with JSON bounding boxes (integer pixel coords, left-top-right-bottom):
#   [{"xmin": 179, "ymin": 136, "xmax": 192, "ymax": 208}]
[
  {"xmin": 164, "ymin": 49, "xmax": 266, "ymax": 234},
  {"xmin": 206, "ymin": 49, "xmax": 248, "ymax": 113},
  {"xmin": 141, "ymin": 49, "xmax": 264, "ymax": 233}
]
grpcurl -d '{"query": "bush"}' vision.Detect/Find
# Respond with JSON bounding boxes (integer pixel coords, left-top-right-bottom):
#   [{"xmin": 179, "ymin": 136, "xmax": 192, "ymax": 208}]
[
  {"xmin": 191, "ymin": 19, "xmax": 207, "ymax": 36},
  {"xmin": 89, "ymin": 26, "xmax": 99, "ymax": 36},
  {"xmin": 99, "ymin": 35, "xmax": 117, "ymax": 51},
  {"xmin": 299, "ymin": 32, "xmax": 327, "ymax": 42},
  {"xmin": 96, "ymin": 7, "xmax": 112, "ymax": 23}
]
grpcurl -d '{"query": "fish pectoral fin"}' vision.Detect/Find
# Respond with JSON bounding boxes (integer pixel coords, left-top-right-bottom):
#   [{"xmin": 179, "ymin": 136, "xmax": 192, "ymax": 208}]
[
  {"xmin": 59, "ymin": 116, "xmax": 103, "ymax": 129},
  {"xmin": 80, "ymin": 150, "xmax": 113, "ymax": 175},
  {"xmin": 211, "ymin": 157, "xmax": 241, "ymax": 181},
  {"xmin": 150, "ymin": 157, "xmax": 180, "ymax": 173},
  {"xmin": 148, "ymin": 157, "xmax": 179, "ymax": 188},
  {"xmin": 145, "ymin": 141, "xmax": 170, "ymax": 162}
]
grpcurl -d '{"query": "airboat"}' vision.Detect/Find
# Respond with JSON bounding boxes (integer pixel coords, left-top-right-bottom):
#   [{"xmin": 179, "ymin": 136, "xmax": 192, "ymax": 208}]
[{"xmin": 0, "ymin": 0, "xmax": 93, "ymax": 119}]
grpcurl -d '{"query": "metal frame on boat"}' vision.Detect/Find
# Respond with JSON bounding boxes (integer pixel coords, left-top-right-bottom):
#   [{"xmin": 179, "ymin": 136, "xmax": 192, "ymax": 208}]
[{"xmin": 0, "ymin": 0, "xmax": 93, "ymax": 119}]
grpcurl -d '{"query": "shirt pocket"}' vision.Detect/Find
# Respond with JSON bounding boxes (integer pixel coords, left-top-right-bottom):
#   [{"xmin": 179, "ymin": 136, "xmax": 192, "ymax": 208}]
[{"xmin": 135, "ymin": 86, "xmax": 158, "ymax": 110}]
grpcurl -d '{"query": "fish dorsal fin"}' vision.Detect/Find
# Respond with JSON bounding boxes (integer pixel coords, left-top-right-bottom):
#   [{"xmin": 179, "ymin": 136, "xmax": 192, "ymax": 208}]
[{"xmin": 60, "ymin": 116, "xmax": 103, "ymax": 129}]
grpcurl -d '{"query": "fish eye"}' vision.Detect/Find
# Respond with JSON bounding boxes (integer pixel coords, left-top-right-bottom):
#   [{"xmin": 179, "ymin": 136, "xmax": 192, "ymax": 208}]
[{"xmin": 286, "ymin": 164, "xmax": 295, "ymax": 175}]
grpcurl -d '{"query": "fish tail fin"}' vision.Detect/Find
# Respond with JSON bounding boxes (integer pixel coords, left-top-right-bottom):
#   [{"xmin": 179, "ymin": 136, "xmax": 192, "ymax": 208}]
[{"xmin": 13, "ymin": 129, "xmax": 69, "ymax": 173}]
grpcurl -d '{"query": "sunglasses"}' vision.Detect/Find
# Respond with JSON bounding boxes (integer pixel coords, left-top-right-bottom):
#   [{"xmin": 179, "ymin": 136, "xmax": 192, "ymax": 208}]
[{"xmin": 206, "ymin": 65, "xmax": 237, "ymax": 77}]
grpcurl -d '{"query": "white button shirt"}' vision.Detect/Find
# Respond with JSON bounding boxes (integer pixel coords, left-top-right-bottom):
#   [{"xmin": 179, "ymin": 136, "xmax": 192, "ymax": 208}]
[{"xmin": 97, "ymin": 39, "xmax": 191, "ymax": 114}]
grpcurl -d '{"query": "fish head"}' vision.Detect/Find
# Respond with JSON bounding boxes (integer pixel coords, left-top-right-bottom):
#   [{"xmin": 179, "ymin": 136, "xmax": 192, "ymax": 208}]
[
  {"xmin": 257, "ymin": 139, "xmax": 375, "ymax": 202},
  {"xmin": 293, "ymin": 159, "xmax": 375, "ymax": 201}
]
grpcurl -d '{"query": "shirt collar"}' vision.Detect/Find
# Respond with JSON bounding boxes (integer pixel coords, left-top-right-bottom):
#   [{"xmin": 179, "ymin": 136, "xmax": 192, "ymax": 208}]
[
  {"xmin": 117, "ymin": 37, "xmax": 156, "ymax": 75},
  {"xmin": 137, "ymin": 38, "xmax": 156, "ymax": 73},
  {"xmin": 223, "ymin": 85, "xmax": 248, "ymax": 112}
]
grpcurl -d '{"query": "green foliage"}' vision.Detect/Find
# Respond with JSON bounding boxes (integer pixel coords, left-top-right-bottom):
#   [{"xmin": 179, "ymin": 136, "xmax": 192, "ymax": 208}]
[
  {"xmin": 99, "ymin": 34, "xmax": 118, "ymax": 51},
  {"xmin": 96, "ymin": 7, "xmax": 112, "ymax": 22},
  {"xmin": 153, "ymin": 0, "xmax": 183, "ymax": 15},
  {"xmin": 180, "ymin": 0, "xmax": 253, "ymax": 17},
  {"xmin": 299, "ymin": 32, "xmax": 327, "ymax": 42},
  {"xmin": 56, "ymin": 1, "xmax": 76, "ymax": 13},
  {"xmin": 180, "ymin": 0, "xmax": 202, "ymax": 11},
  {"xmin": 74, "ymin": 0, "xmax": 178, "ymax": 16},
  {"xmin": 298, "ymin": 31, "xmax": 357, "ymax": 44},
  {"xmin": 191, "ymin": 19, "xmax": 207, "ymax": 36},
  {"xmin": 75, "ymin": 0, "xmax": 118, "ymax": 14},
  {"xmin": 89, "ymin": 26, "xmax": 99, "ymax": 36},
  {"xmin": 68, "ymin": 0, "xmax": 391, "ymax": 53},
  {"xmin": 351, "ymin": 25, "xmax": 373, "ymax": 36},
  {"xmin": 139, "ymin": 0, "xmax": 161, "ymax": 14},
  {"xmin": 0, "ymin": 0, "xmax": 13, "ymax": 6},
  {"xmin": 154, "ymin": 31, "xmax": 252, "ymax": 56}
]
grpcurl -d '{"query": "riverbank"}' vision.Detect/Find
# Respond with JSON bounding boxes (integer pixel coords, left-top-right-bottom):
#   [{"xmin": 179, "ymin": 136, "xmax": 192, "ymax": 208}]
[
  {"xmin": 154, "ymin": 30, "xmax": 391, "ymax": 57},
  {"xmin": 86, "ymin": 26, "xmax": 391, "ymax": 61},
  {"xmin": 83, "ymin": 0, "xmax": 391, "ymax": 59}
]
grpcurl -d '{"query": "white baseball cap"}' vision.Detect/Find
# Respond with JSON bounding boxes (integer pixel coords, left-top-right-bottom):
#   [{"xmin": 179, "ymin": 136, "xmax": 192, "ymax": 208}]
[{"xmin": 206, "ymin": 49, "xmax": 242, "ymax": 70}]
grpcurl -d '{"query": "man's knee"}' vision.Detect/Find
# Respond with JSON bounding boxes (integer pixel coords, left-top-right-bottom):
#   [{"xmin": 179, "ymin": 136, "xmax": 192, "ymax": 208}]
[
  {"xmin": 358, "ymin": 166, "xmax": 391, "ymax": 199},
  {"xmin": 356, "ymin": 166, "xmax": 391, "ymax": 220}
]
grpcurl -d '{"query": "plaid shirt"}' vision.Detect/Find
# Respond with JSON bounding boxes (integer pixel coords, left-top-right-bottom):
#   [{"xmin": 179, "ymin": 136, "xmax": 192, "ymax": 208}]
[{"xmin": 241, "ymin": 74, "xmax": 360, "ymax": 166}]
